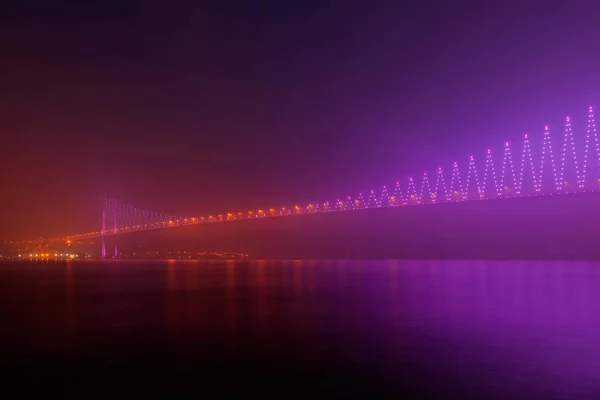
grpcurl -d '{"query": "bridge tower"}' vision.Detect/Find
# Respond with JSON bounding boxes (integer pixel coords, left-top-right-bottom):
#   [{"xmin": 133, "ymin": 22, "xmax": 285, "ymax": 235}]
[
  {"xmin": 100, "ymin": 196, "xmax": 118, "ymax": 258},
  {"xmin": 113, "ymin": 199, "xmax": 118, "ymax": 258},
  {"xmin": 101, "ymin": 200, "xmax": 106, "ymax": 258}
]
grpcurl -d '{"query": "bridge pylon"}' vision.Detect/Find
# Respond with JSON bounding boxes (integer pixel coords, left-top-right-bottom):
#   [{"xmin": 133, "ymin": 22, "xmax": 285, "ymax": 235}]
[
  {"xmin": 101, "ymin": 196, "xmax": 118, "ymax": 258},
  {"xmin": 101, "ymin": 201, "xmax": 106, "ymax": 259},
  {"xmin": 113, "ymin": 198, "xmax": 118, "ymax": 258}
]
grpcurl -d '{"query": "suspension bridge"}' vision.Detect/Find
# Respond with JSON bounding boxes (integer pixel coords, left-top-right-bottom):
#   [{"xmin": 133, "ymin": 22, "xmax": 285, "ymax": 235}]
[{"xmin": 12, "ymin": 106, "xmax": 600, "ymax": 258}]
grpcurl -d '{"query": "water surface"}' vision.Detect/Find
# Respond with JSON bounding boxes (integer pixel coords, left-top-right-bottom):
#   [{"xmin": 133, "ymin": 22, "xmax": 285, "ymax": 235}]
[{"xmin": 0, "ymin": 260, "xmax": 599, "ymax": 398}]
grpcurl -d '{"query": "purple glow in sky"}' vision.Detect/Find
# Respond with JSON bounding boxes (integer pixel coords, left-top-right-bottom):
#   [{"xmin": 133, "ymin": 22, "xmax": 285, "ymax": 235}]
[{"xmin": 2, "ymin": 0, "xmax": 600, "ymax": 239}]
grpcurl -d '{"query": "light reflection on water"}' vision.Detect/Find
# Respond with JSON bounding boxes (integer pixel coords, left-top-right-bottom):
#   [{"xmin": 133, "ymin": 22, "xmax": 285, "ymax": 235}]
[{"xmin": 0, "ymin": 259, "xmax": 599, "ymax": 397}]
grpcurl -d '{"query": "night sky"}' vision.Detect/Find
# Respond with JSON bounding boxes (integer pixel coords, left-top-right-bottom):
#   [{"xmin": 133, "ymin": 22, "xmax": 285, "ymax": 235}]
[{"xmin": 2, "ymin": 0, "xmax": 600, "ymax": 240}]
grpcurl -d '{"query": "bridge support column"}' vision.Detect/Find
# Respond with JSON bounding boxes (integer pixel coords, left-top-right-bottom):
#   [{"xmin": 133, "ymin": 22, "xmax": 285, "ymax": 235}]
[
  {"xmin": 113, "ymin": 199, "xmax": 118, "ymax": 258},
  {"xmin": 101, "ymin": 207, "xmax": 106, "ymax": 259}
]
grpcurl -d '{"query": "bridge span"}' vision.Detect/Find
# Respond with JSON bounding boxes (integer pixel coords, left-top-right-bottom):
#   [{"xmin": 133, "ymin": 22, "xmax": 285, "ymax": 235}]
[
  {"xmin": 60, "ymin": 191, "xmax": 600, "ymax": 260},
  {"xmin": 7, "ymin": 105, "xmax": 600, "ymax": 259}
]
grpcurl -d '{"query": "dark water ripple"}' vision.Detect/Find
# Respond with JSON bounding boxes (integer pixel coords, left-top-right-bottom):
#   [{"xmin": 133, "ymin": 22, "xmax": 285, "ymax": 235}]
[{"xmin": 0, "ymin": 260, "xmax": 599, "ymax": 399}]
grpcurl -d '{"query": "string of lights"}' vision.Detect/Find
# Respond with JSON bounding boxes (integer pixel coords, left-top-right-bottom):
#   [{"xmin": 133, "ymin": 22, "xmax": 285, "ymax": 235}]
[
  {"xmin": 380, "ymin": 186, "xmax": 390, "ymax": 207},
  {"xmin": 560, "ymin": 116, "xmax": 583, "ymax": 190},
  {"xmin": 466, "ymin": 155, "xmax": 482, "ymax": 200},
  {"xmin": 583, "ymin": 106, "xmax": 599, "ymax": 186},
  {"xmin": 406, "ymin": 177, "xmax": 418, "ymax": 204},
  {"xmin": 435, "ymin": 167, "xmax": 450, "ymax": 202},
  {"xmin": 450, "ymin": 162, "xmax": 463, "ymax": 201},
  {"xmin": 420, "ymin": 173, "xmax": 434, "ymax": 203},
  {"xmin": 519, "ymin": 133, "xmax": 537, "ymax": 193},
  {"xmin": 539, "ymin": 125, "xmax": 561, "ymax": 192},
  {"xmin": 501, "ymin": 142, "xmax": 517, "ymax": 197},
  {"xmin": 50, "ymin": 106, "xmax": 600, "ymax": 246}
]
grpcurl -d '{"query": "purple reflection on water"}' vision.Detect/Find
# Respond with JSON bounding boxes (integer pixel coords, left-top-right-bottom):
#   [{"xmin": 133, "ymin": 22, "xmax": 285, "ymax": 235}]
[
  {"xmin": 0, "ymin": 260, "xmax": 599, "ymax": 397},
  {"xmin": 358, "ymin": 261, "xmax": 600, "ymax": 397}
]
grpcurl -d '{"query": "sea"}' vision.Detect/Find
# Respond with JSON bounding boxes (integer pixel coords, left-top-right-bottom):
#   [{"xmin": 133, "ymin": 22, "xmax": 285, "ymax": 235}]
[{"xmin": 0, "ymin": 260, "xmax": 599, "ymax": 399}]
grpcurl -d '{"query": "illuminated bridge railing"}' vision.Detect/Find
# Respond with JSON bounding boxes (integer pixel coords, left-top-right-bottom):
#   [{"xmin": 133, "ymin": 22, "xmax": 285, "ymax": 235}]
[{"xmin": 56, "ymin": 105, "xmax": 599, "ymax": 242}]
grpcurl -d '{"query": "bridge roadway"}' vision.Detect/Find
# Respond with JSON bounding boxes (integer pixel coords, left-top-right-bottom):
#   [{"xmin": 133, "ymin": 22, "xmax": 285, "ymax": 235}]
[
  {"xmin": 63, "ymin": 191, "xmax": 584, "ymax": 243},
  {"xmin": 20, "ymin": 105, "xmax": 600, "ymax": 247},
  {"xmin": 64, "ymin": 191, "xmax": 600, "ymax": 259}
]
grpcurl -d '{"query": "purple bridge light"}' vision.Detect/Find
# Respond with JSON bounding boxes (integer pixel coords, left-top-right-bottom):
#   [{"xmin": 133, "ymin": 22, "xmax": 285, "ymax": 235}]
[{"xmin": 54, "ymin": 106, "xmax": 599, "ymax": 257}]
